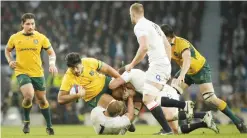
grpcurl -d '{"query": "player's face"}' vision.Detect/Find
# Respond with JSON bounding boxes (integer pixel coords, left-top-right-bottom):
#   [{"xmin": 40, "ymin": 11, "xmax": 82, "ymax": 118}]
[
  {"xmin": 71, "ymin": 63, "xmax": 83, "ymax": 77},
  {"xmin": 22, "ymin": 19, "xmax": 35, "ymax": 34}
]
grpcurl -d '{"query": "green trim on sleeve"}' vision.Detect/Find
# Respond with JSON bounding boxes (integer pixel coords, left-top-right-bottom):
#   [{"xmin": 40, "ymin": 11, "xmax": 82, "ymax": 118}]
[
  {"xmin": 97, "ymin": 61, "xmax": 103, "ymax": 71},
  {"xmin": 43, "ymin": 46, "xmax": 52, "ymax": 50}
]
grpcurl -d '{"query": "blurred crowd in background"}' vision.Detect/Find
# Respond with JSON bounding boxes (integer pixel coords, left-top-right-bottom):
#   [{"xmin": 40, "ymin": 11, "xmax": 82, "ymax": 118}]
[{"xmin": 1, "ymin": 1, "xmax": 246, "ymax": 125}]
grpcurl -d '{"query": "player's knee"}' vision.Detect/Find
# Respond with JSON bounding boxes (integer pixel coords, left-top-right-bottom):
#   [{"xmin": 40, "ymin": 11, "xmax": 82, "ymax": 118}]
[
  {"xmin": 142, "ymin": 94, "xmax": 155, "ymax": 105},
  {"xmin": 202, "ymin": 92, "xmax": 218, "ymax": 104},
  {"xmin": 39, "ymin": 100, "xmax": 49, "ymax": 109},
  {"xmin": 23, "ymin": 98, "xmax": 32, "ymax": 106}
]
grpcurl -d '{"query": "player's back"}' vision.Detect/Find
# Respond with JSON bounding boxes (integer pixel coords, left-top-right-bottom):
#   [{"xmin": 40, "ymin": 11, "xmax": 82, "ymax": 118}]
[
  {"xmin": 134, "ymin": 17, "xmax": 169, "ymax": 65},
  {"xmin": 90, "ymin": 106, "xmax": 130, "ymax": 135}
]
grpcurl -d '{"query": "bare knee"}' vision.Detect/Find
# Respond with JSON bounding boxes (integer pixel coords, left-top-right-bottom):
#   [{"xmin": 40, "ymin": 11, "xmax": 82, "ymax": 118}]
[
  {"xmin": 142, "ymin": 94, "xmax": 155, "ymax": 105},
  {"xmin": 23, "ymin": 97, "xmax": 33, "ymax": 106}
]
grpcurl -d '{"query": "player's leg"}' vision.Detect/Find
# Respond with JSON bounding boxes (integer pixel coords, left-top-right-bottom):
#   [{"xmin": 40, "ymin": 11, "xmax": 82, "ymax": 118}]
[
  {"xmin": 142, "ymin": 82, "xmax": 172, "ymax": 134},
  {"xmin": 16, "ymin": 74, "xmax": 34, "ymax": 134},
  {"xmin": 32, "ymin": 77, "xmax": 54, "ymax": 135},
  {"xmin": 178, "ymin": 111, "xmax": 219, "ymax": 134},
  {"xmin": 195, "ymin": 63, "xmax": 246, "ymax": 133},
  {"xmin": 156, "ymin": 85, "xmax": 194, "ymax": 121},
  {"xmin": 200, "ymin": 82, "xmax": 247, "ymax": 133},
  {"xmin": 163, "ymin": 107, "xmax": 179, "ymax": 134}
]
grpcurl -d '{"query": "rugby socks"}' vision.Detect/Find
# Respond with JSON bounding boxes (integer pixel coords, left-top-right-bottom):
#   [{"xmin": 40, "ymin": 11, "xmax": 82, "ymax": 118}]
[
  {"xmin": 220, "ymin": 104, "xmax": 241, "ymax": 125},
  {"xmin": 40, "ymin": 103, "xmax": 52, "ymax": 128},
  {"xmin": 179, "ymin": 122, "xmax": 207, "ymax": 134},
  {"xmin": 176, "ymin": 111, "xmax": 206, "ymax": 120},
  {"xmin": 148, "ymin": 104, "xmax": 172, "ymax": 133},
  {"xmin": 22, "ymin": 103, "xmax": 32, "ymax": 122},
  {"xmin": 161, "ymin": 97, "xmax": 186, "ymax": 109}
]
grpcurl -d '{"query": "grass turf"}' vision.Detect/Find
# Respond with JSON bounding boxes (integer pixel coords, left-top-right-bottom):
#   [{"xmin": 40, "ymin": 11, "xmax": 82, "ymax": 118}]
[{"xmin": 1, "ymin": 125, "xmax": 247, "ymax": 138}]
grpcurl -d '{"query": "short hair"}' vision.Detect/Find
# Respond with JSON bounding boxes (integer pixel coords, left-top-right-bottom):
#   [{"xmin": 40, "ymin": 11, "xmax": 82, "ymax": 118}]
[
  {"xmin": 65, "ymin": 52, "xmax": 82, "ymax": 68},
  {"xmin": 21, "ymin": 13, "xmax": 35, "ymax": 24},
  {"xmin": 107, "ymin": 100, "xmax": 126, "ymax": 117},
  {"xmin": 160, "ymin": 24, "xmax": 175, "ymax": 38},
  {"xmin": 130, "ymin": 3, "xmax": 144, "ymax": 15}
]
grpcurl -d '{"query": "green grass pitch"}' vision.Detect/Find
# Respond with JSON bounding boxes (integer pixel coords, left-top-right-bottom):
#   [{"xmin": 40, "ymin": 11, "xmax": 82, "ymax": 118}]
[{"xmin": 1, "ymin": 125, "xmax": 247, "ymax": 138}]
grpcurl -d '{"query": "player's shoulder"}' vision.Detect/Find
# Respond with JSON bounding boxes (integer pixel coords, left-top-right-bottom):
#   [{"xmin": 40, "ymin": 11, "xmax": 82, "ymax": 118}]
[
  {"xmin": 9, "ymin": 31, "xmax": 22, "ymax": 39},
  {"xmin": 176, "ymin": 36, "xmax": 190, "ymax": 43},
  {"xmin": 33, "ymin": 31, "xmax": 48, "ymax": 39},
  {"xmin": 81, "ymin": 57, "xmax": 98, "ymax": 64},
  {"xmin": 134, "ymin": 18, "xmax": 148, "ymax": 29}
]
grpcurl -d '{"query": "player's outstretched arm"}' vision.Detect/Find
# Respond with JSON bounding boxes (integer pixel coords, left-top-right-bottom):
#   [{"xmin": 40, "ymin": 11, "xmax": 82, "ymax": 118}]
[
  {"xmin": 46, "ymin": 47, "xmax": 58, "ymax": 75},
  {"xmin": 98, "ymin": 62, "xmax": 121, "ymax": 78},
  {"xmin": 57, "ymin": 89, "xmax": 84, "ymax": 105}
]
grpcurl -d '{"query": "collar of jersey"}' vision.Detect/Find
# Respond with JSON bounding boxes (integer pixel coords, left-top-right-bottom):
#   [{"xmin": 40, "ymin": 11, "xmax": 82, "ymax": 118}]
[{"xmin": 21, "ymin": 30, "xmax": 34, "ymax": 36}]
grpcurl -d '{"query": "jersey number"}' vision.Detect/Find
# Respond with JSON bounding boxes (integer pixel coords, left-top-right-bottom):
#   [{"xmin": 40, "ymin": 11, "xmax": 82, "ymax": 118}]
[{"xmin": 152, "ymin": 24, "xmax": 162, "ymax": 36}]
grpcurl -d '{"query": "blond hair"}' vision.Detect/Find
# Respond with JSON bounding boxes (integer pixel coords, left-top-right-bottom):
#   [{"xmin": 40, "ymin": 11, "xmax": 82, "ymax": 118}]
[
  {"xmin": 130, "ymin": 3, "xmax": 144, "ymax": 15},
  {"xmin": 107, "ymin": 100, "xmax": 126, "ymax": 117}
]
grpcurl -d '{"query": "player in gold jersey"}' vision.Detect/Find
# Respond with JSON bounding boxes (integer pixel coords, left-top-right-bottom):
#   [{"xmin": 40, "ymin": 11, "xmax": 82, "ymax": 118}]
[
  {"xmin": 58, "ymin": 52, "xmax": 122, "ymax": 109},
  {"xmin": 160, "ymin": 24, "xmax": 247, "ymax": 133},
  {"xmin": 5, "ymin": 13, "xmax": 57, "ymax": 135}
]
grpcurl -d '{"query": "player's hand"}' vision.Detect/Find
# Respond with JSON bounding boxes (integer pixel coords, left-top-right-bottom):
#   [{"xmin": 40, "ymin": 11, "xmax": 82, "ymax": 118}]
[
  {"xmin": 49, "ymin": 64, "xmax": 58, "ymax": 75},
  {"xmin": 174, "ymin": 75, "xmax": 185, "ymax": 86},
  {"xmin": 76, "ymin": 86, "xmax": 85, "ymax": 98},
  {"xmin": 9, "ymin": 61, "xmax": 17, "ymax": 69},
  {"xmin": 125, "ymin": 63, "xmax": 134, "ymax": 72}
]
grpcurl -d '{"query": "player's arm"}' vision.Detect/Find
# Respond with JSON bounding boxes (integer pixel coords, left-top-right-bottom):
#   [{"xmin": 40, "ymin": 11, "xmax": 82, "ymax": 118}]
[
  {"xmin": 46, "ymin": 47, "xmax": 56, "ymax": 66},
  {"xmin": 180, "ymin": 49, "xmax": 191, "ymax": 77},
  {"xmin": 163, "ymin": 34, "xmax": 172, "ymax": 61},
  {"xmin": 57, "ymin": 90, "xmax": 83, "ymax": 105},
  {"xmin": 98, "ymin": 62, "xmax": 121, "ymax": 78},
  {"xmin": 130, "ymin": 35, "xmax": 148, "ymax": 67},
  {"xmin": 5, "ymin": 47, "xmax": 15, "ymax": 65},
  {"xmin": 5, "ymin": 35, "xmax": 16, "ymax": 68},
  {"xmin": 109, "ymin": 78, "xmax": 125, "ymax": 90},
  {"xmin": 124, "ymin": 96, "xmax": 135, "ymax": 121},
  {"xmin": 109, "ymin": 71, "xmax": 131, "ymax": 89},
  {"xmin": 42, "ymin": 35, "xmax": 57, "ymax": 75},
  {"xmin": 57, "ymin": 74, "xmax": 84, "ymax": 104}
]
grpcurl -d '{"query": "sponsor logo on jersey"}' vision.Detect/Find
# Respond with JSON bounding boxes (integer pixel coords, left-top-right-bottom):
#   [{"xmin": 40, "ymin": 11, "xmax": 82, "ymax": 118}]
[
  {"xmin": 33, "ymin": 39, "xmax": 39, "ymax": 45},
  {"xmin": 89, "ymin": 70, "xmax": 94, "ymax": 76}
]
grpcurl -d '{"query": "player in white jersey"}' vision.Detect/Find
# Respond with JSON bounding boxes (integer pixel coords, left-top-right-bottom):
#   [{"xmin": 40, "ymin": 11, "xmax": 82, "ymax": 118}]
[
  {"xmin": 109, "ymin": 68, "xmax": 219, "ymax": 134},
  {"xmin": 91, "ymin": 93, "xmax": 135, "ymax": 135},
  {"xmin": 122, "ymin": 3, "xmax": 194, "ymax": 134}
]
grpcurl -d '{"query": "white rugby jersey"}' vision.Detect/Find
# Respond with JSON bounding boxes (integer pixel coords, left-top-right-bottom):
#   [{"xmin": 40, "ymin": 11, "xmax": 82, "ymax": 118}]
[
  {"xmin": 90, "ymin": 106, "xmax": 131, "ymax": 135},
  {"xmin": 121, "ymin": 69, "xmax": 145, "ymax": 94},
  {"xmin": 134, "ymin": 17, "xmax": 170, "ymax": 66}
]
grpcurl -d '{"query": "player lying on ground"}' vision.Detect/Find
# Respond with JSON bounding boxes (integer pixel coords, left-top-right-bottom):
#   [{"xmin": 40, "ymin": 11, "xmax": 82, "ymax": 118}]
[
  {"xmin": 90, "ymin": 89, "xmax": 140, "ymax": 135},
  {"xmin": 57, "ymin": 52, "xmax": 121, "ymax": 109},
  {"xmin": 110, "ymin": 68, "xmax": 219, "ymax": 135},
  {"xmin": 5, "ymin": 13, "xmax": 57, "ymax": 135},
  {"xmin": 160, "ymin": 24, "xmax": 247, "ymax": 133}
]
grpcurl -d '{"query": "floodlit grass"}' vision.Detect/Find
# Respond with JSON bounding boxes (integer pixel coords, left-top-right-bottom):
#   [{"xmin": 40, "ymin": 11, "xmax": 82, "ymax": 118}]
[{"xmin": 1, "ymin": 125, "xmax": 247, "ymax": 138}]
